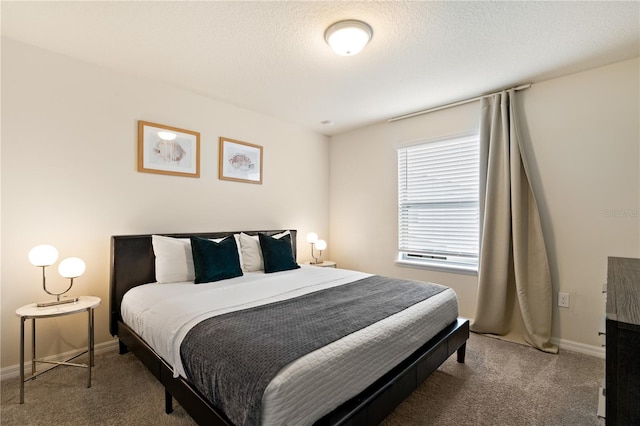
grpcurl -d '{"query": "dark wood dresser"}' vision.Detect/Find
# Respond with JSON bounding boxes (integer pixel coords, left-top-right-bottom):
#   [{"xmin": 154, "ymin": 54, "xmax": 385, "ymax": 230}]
[{"xmin": 606, "ymin": 257, "xmax": 640, "ymax": 425}]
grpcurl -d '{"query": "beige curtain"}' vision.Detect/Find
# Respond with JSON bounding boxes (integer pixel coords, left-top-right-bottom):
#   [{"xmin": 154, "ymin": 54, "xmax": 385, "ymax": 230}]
[{"xmin": 470, "ymin": 90, "xmax": 558, "ymax": 354}]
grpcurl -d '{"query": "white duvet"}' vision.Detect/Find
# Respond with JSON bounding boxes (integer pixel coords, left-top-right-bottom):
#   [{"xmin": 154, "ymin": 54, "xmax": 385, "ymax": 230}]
[{"xmin": 121, "ymin": 265, "xmax": 459, "ymax": 425}]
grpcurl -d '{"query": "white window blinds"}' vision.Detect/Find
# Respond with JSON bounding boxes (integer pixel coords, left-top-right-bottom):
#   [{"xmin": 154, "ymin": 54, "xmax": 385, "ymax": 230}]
[{"xmin": 397, "ymin": 135, "xmax": 479, "ymax": 269}]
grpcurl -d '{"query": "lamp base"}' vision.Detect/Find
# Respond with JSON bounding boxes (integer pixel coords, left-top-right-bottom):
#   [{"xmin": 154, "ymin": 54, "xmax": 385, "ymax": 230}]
[{"xmin": 37, "ymin": 297, "xmax": 79, "ymax": 307}]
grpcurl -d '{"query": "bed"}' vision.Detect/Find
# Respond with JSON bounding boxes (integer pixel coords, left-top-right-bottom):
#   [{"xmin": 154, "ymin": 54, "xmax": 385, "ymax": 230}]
[{"xmin": 110, "ymin": 229, "xmax": 469, "ymax": 425}]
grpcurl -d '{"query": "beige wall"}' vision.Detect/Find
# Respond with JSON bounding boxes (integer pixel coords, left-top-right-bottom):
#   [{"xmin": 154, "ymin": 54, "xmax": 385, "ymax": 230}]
[
  {"xmin": 329, "ymin": 58, "xmax": 640, "ymax": 349},
  {"xmin": 1, "ymin": 39, "xmax": 330, "ymax": 368},
  {"xmin": 519, "ymin": 58, "xmax": 639, "ymax": 346}
]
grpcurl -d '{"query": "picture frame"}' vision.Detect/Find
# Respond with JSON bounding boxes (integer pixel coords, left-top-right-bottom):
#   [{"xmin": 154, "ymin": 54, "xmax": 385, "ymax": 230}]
[
  {"xmin": 219, "ymin": 137, "xmax": 263, "ymax": 184},
  {"xmin": 138, "ymin": 121, "xmax": 200, "ymax": 178}
]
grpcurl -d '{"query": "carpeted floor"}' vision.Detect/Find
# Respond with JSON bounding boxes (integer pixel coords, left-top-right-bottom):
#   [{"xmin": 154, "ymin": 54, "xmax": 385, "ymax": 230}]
[{"xmin": 1, "ymin": 333, "xmax": 605, "ymax": 425}]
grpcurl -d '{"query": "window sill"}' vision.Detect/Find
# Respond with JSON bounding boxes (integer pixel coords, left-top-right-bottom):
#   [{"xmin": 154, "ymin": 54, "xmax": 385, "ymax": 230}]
[{"xmin": 395, "ymin": 259, "xmax": 478, "ymax": 276}]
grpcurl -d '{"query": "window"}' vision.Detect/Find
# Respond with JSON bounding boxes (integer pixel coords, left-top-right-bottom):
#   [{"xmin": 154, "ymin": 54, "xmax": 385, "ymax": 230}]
[{"xmin": 397, "ymin": 135, "xmax": 479, "ymax": 273}]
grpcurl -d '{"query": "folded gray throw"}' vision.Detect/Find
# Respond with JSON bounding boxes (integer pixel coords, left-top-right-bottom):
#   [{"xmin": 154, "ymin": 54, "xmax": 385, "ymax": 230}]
[{"xmin": 180, "ymin": 275, "xmax": 447, "ymax": 425}]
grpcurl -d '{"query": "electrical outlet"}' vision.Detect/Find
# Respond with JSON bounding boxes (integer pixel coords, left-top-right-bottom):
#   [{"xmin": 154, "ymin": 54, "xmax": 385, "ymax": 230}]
[{"xmin": 558, "ymin": 292, "xmax": 570, "ymax": 308}]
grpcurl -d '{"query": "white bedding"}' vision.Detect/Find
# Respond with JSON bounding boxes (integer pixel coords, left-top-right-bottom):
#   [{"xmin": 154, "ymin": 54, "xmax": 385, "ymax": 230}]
[{"xmin": 121, "ymin": 265, "xmax": 459, "ymax": 425}]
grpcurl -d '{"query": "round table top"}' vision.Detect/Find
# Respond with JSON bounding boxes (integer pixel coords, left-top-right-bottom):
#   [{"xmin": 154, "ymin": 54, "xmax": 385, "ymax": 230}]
[
  {"xmin": 16, "ymin": 296, "xmax": 101, "ymax": 318},
  {"xmin": 303, "ymin": 261, "xmax": 337, "ymax": 267}
]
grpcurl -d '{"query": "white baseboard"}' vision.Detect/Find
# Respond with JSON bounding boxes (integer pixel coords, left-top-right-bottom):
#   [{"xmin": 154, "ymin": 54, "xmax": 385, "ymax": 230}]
[
  {"xmin": 551, "ymin": 337, "xmax": 606, "ymax": 359},
  {"xmin": 1, "ymin": 339, "xmax": 119, "ymax": 381}
]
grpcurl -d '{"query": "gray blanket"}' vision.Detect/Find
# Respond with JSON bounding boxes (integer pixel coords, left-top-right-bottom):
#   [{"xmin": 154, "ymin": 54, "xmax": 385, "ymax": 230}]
[{"xmin": 180, "ymin": 275, "xmax": 447, "ymax": 426}]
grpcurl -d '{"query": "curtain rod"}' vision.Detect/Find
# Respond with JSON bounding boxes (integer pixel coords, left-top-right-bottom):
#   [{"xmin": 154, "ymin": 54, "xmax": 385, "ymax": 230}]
[{"xmin": 388, "ymin": 83, "xmax": 532, "ymax": 123}]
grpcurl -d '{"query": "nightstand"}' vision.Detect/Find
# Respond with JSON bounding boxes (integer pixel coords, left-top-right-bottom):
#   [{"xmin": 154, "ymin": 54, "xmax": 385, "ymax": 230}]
[
  {"xmin": 304, "ymin": 261, "xmax": 337, "ymax": 268},
  {"xmin": 16, "ymin": 295, "xmax": 100, "ymax": 404},
  {"xmin": 606, "ymin": 257, "xmax": 640, "ymax": 424}
]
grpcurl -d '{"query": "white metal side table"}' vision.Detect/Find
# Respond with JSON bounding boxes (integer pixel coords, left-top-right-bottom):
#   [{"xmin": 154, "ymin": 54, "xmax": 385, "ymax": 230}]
[{"xmin": 16, "ymin": 295, "xmax": 100, "ymax": 404}]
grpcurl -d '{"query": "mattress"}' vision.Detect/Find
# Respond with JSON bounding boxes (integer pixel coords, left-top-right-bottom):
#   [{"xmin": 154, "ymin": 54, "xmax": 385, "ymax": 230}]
[{"xmin": 121, "ymin": 265, "xmax": 459, "ymax": 425}]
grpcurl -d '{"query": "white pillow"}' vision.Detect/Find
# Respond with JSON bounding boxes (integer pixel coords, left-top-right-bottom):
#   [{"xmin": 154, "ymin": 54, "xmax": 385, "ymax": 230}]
[
  {"xmin": 152, "ymin": 235, "xmax": 194, "ymax": 283},
  {"xmin": 239, "ymin": 231, "xmax": 289, "ymax": 272},
  {"xmin": 233, "ymin": 233, "xmax": 244, "ymax": 270},
  {"xmin": 152, "ymin": 234, "xmax": 244, "ymax": 282},
  {"xmin": 239, "ymin": 233, "xmax": 263, "ymax": 272}
]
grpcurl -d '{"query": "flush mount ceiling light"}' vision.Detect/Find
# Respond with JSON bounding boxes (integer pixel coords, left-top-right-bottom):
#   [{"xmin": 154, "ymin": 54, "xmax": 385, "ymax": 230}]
[{"xmin": 324, "ymin": 20, "xmax": 373, "ymax": 56}]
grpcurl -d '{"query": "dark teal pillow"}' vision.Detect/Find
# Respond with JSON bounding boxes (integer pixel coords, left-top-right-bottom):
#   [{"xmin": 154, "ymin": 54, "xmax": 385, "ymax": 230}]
[
  {"xmin": 190, "ymin": 236, "xmax": 243, "ymax": 284},
  {"xmin": 258, "ymin": 233, "xmax": 300, "ymax": 273}
]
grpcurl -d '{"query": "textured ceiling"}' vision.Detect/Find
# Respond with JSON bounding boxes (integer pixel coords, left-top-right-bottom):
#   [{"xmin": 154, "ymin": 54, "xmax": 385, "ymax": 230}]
[{"xmin": 2, "ymin": 1, "xmax": 639, "ymax": 136}]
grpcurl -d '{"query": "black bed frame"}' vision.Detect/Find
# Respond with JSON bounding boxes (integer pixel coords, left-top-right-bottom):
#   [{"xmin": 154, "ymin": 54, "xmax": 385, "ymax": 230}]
[{"xmin": 110, "ymin": 230, "xmax": 469, "ymax": 426}]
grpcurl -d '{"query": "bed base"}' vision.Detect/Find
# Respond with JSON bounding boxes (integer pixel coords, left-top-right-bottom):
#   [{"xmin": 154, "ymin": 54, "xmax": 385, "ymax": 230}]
[{"xmin": 117, "ymin": 318, "xmax": 468, "ymax": 425}]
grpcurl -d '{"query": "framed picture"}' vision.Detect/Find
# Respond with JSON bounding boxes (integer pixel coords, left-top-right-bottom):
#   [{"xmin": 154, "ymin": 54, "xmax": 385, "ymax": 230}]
[
  {"xmin": 219, "ymin": 137, "xmax": 263, "ymax": 184},
  {"xmin": 138, "ymin": 121, "xmax": 200, "ymax": 178}
]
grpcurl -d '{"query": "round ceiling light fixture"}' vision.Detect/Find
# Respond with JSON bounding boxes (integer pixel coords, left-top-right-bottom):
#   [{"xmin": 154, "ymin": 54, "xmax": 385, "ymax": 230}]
[{"xmin": 324, "ymin": 20, "xmax": 373, "ymax": 56}]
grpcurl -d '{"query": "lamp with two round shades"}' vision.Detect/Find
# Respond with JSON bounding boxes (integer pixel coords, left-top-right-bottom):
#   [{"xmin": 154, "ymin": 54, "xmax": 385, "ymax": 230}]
[
  {"xmin": 306, "ymin": 232, "xmax": 327, "ymax": 265},
  {"xmin": 28, "ymin": 244, "xmax": 86, "ymax": 307}
]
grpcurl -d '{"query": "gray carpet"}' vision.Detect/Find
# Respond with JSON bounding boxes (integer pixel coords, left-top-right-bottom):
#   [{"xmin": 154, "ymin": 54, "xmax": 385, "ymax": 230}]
[{"xmin": 1, "ymin": 333, "xmax": 605, "ymax": 425}]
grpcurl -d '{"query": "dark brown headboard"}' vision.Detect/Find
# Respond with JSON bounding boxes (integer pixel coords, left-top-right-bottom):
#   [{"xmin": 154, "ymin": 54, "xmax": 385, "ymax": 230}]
[{"xmin": 109, "ymin": 230, "xmax": 297, "ymax": 336}]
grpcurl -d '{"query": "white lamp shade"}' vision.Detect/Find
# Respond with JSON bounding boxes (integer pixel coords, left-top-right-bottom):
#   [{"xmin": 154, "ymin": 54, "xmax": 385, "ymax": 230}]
[
  {"xmin": 315, "ymin": 240, "xmax": 327, "ymax": 251},
  {"xmin": 306, "ymin": 232, "xmax": 319, "ymax": 243},
  {"xmin": 157, "ymin": 131, "xmax": 177, "ymax": 140},
  {"xmin": 325, "ymin": 20, "xmax": 373, "ymax": 56},
  {"xmin": 58, "ymin": 257, "xmax": 86, "ymax": 279},
  {"xmin": 28, "ymin": 245, "xmax": 59, "ymax": 267}
]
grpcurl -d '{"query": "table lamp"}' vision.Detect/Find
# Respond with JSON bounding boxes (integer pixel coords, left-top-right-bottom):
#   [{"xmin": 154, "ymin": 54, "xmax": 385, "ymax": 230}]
[
  {"xmin": 306, "ymin": 232, "xmax": 327, "ymax": 264},
  {"xmin": 28, "ymin": 245, "xmax": 85, "ymax": 307}
]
